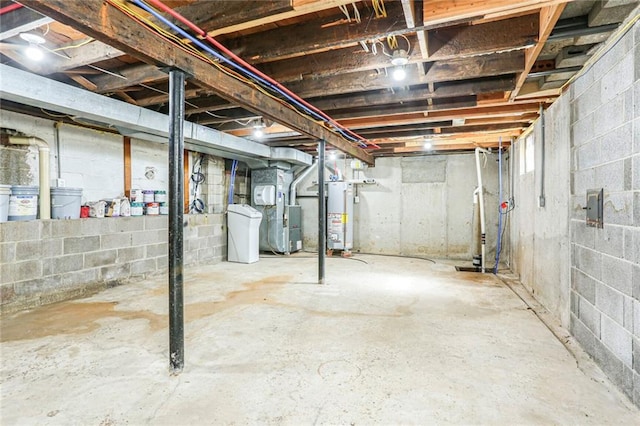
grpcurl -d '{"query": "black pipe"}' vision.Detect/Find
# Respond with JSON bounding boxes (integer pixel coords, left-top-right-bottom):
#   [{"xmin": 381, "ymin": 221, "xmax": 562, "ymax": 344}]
[
  {"xmin": 168, "ymin": 69, "xmax": 185, "ymax": 373},
  {"xmin": 317, "ymin": 139, "xmax": 326, "ymax": 284}
]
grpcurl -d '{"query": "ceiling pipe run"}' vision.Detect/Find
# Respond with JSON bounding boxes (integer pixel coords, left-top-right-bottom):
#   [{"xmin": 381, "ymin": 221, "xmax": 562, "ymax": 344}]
[
  {"xmin": 7, "ymin": 135, "xmax": 51, "ymax": 220},
  {"xmin": 0, "ymin": 3, "xmax": 23, "ymax": 16}
]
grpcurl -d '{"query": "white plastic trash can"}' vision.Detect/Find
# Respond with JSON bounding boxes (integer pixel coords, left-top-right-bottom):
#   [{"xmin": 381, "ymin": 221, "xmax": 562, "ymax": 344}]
[{"xmin": 227, "ymin": 204, "xmax": 262, "ymax": 263}]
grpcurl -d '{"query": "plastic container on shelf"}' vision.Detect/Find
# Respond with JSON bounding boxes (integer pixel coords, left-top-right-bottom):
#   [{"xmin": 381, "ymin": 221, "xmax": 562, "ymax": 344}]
[
  {"xmin": 130, "ymin": 202, "xmax": 144, "ymax": 216},
  {"xmin": 51, "ymin": 187, "xmax": 83, "ymax": 219},
  {"xmin": 145, "ymin": 202, "xmax": 159, "ymax": 215},
  {"xmin": 142, "ymin": 190, "xmax": 155, "ymax": 203},
  {"xmin": 154, "ymin": 190, "xmax": 167, "ymax": 203},
  {"xmin": 0, "ymin": 185, "xmax": 11, "ymax": 222},
  {"xmin": 159, "ymin": 202, "xmax": 168, "ymax": 215},
  {"xmin": 8, "ymin": 185, "xmax": 38, "ymax": 221}
]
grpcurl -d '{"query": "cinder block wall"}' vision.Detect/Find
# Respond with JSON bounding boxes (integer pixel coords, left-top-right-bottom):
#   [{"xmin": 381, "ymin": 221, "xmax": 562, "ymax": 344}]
[
  {"xmin": 568, "ymin": 18, "xmax": 639, "ymax": 405},
  {"xmin": 0, "ymin": 214, "xmax": 226, "ymax": 313},
  {"xmin": 511, "ymin": 16, "xmax": 639, "ymax": 406}
]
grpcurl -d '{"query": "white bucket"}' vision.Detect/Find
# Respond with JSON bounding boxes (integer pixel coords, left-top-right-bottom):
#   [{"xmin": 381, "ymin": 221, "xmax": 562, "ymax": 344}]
[
  {"xmin": 8, "ymin": 185, "xmax": 39, "ymax": 221},
  {"xmin": 51, "ymin": 187, "xmax": 83, "ymax": 219},
  {"xmin": 0, "ymin": 185, "xmax": 11, "ymax": 222},
  {"xmin": 145, "ymin": 202, "xmax": 159, "ymax": 215},
  {"xmin": 143, "ymin": 190, "xmax": 155, "ymax": 203},
  {"xmin": 154, "ymin": 190, "xmax": 167, "ymax": 203}
]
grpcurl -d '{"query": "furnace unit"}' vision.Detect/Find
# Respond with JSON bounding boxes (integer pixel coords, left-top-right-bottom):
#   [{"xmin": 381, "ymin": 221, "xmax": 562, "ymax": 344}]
[
  {"xmin": 250, "ymin": 166, "xmax": 302, "ymax": 254},
  {"xmin": 327, "ymin": 181, "xmax": 353, "ymax": 252}
]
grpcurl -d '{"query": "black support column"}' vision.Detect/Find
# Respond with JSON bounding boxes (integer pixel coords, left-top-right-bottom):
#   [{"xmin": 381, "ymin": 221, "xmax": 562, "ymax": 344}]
[
  {"xmin": 168, "ymin": 69, "xmax": 185, "ymax": 373},
  {"xmin": 317, "ymin": 139, "xmax": 326, "ymax": 284}
]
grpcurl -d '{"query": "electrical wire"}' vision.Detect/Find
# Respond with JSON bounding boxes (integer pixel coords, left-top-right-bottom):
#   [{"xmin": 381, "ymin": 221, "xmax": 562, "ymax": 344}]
[
  {"xmin": 124, "ymin": 0, "xmax": 379, "ymax": 149},
  {"xmin": 109, "ymin": 0, "xmax": 347, "ymax": 143},
  {"xmin": 372, "ymin": 0, "xmax": 387, "ymax": 18},
  {"xmin": 189, "ymin": 153, "xmax": 206, "ymax": 213},
  {"xmin": 52, "ymin": 37, "xmax": 94, "ymax": 51},
  {"xmin": 228, "ymin": 159, "xmax": 238, "ymax": 205}
]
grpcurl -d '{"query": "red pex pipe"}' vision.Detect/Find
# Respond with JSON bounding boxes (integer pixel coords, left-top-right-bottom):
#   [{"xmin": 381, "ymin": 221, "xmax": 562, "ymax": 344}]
[
  {"xmin": 144, "ymin": 0, "xmax": 380, "ymax": 150},
  {"xmin": 0, "ymin": 2, "xmax": 23, "ymax": 15}
]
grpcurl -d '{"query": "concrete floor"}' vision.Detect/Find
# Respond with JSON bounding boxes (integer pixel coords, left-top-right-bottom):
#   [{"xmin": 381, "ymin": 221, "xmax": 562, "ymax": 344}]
[{"xmin": 1, "ymin": 254, "xmax": 638, "ymax": 425}]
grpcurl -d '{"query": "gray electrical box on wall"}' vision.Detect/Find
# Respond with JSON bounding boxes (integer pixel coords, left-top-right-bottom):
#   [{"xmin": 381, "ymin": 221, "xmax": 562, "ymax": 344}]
[{"xmin": 585, "ymin": 189, "xmax": 603, "ymax": 228}]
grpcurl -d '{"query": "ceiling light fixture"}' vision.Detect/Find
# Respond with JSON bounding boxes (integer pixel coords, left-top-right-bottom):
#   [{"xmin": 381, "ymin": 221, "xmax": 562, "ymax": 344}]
[
  {"xmin": 392, "ymin": 66, "xmax": 406, "ymax": 81},
  {"xmin": 19, "ymin": 33, "xmax": 46, "ymax": 61},
  {"xmin": 391, "ymin": 49, "xmax": 409, "ymax": 66},
  {"xmin": 423, "ymin": 140, "xmax": 433, "ymax": 150},
  {"xmin": 252, "ymin": 119, "xmax": 266, "ymax": 138}
]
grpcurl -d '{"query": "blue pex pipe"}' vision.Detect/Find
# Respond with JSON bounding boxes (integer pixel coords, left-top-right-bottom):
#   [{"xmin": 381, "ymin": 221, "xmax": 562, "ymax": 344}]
[{"xmin": 131, "ymin": 0, "xmax": 366, "ymax": 147}]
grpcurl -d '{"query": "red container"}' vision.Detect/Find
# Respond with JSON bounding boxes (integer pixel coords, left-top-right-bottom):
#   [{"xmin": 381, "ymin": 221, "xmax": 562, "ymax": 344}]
[{"xmin": 80, "ymin": 205, "xmax": 89, "ymax": 218}]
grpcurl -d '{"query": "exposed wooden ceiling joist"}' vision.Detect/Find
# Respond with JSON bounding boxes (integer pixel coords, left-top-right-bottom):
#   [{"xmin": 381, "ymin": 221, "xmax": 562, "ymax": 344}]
[{"xmin": 22, "ymin": 0, "xmax": 374, "ymax": 164}]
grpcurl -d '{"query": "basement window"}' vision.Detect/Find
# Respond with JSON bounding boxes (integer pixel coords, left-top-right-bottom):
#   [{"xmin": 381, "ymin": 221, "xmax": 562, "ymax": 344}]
[{"xmin": 519, "ymin": 133, "xmax": 535, "ymax": 175}]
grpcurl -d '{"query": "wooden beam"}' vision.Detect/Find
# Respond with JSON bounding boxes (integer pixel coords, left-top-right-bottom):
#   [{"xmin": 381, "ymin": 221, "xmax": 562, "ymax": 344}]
[
  {"xmin": 68, "ymin": 74, "xmax": 97, "ymax": 91},
  {"xmin": 205, "ymin": 0, "xmax": 365, "ymax": 37},
  {"xmin": 115, "ymin": 91, "xmax": 139, "ymax": 105},
  {"xmin": 511, "ymin": 3, "xmax": 567, "ymax": 100},
  {"xmin": 40, "ymin": 41, "xmax": 123, "ymax": 75},
  {"xmin": 132, "ymin": 56, "xmax": 518, "ymax": 110},
  {"xmin": 426, "ymin": 14, "xmax": 539, "ymax": 61},
  {"xmin": 309, "ymin": 77, "xmax": 515, "ymax": 111},
  {"xmin": 123, "ymin": 136, "xmax": 132, "ymax": 199},
  {"xmin": 215, "ymin": 97, "xmax": 478, "ymax": 129},
  {"xmin": 255, "ymin": 41, "xmax": 423, "ymax": 83},
  {"xmin": 171, "ymin": 0, "xmax": 293, "ymax": 34},
  {"xmin": 422, "ymin": 0, "xmax": 570, "ymax": 27},
  {"xmin": 23, "ymin": 0, "xmax": 373, "ymax": 164},
  {"xmin": 191, "ymin": 78, "xmax": 515, "ymax": 124},
  {"xmin": 338, "ymin": 102, "xmax": 542, "ymax": 127},
  {"xmin": 137, "ymin": 89, "xmax": 200, "ymax": 107},
  {"xmin": 284, "ymin": 51, "xmax": 524, "ymax": 98},
  {"xmin": 224, "ymin": 2, "xmax": 409, "ymax": 64},
  {"xmin": 93, "ymin": 64, "xmax": 166, "ymax": 93}
]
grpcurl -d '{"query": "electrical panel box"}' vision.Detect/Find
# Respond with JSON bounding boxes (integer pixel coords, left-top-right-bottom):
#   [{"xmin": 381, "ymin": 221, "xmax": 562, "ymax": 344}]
[
  {"xmin": 254, "ymin": 185, "xmax": 276, "ymax": 206},
  {"xmin": 585, "ymin": 188, "xmax": 603, "ymax": 228}
]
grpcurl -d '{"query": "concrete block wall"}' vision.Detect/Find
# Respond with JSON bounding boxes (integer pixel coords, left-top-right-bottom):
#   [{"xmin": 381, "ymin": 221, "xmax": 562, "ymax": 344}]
[
  {"xmin": 298, "ymin": 154, "xmax": 502, "ymax": 260},
  {"xmin": 568, "ymin": 18, "xmax": 639, "ymax": 405},
  {"xmin": 0, "ymin": 214, "xmax": 225, "ymax": 313},
  {"xmin": 510, "ymin": 94, "xmax": 572, "ymax": 328},
  {"xmin": 511, "ymin": 15, "xmax": 639, "ymax": 406}
]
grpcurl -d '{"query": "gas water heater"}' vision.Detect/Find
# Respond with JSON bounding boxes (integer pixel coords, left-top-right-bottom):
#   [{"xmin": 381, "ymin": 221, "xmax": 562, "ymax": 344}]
[{"xmin": 327, "ymin": 181, "xmax": 353, "ymax": 251}]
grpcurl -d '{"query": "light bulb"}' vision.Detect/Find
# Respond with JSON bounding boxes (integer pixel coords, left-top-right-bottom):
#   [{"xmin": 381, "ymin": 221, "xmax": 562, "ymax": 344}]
[
  {"xmin": 392, "ymin": 66, "xmax": 406, "ymax": 81},
  {"xmin": 25, "ymin": 44, "xmax": 44, "ymax": 61},
  {"xmin": 253, "ymin": 128, "xmax": 264, "ymax": 138},
  {"xmin": 423, "ymin": 141, "xmax": 433, "ymax": 150}
]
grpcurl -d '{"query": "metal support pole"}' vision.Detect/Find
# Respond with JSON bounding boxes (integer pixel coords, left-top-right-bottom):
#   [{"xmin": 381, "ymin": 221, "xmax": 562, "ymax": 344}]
[
  {"xmin": 317, "ymin": 139, "xmax": 326, "ymax": 284},
  {"xmin": 168, "ymin": 69, "xmax": 185, "ymax": 373}
]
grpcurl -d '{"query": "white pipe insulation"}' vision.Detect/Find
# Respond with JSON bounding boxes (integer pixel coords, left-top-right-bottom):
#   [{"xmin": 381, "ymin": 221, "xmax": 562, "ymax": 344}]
[
  {"xmin": 475, "ymin": 147, "xmax": 492, "ymax": 273},
  {"xmin": 8, "ymin": 136, "xmax": 51, "ymax": 220}
]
